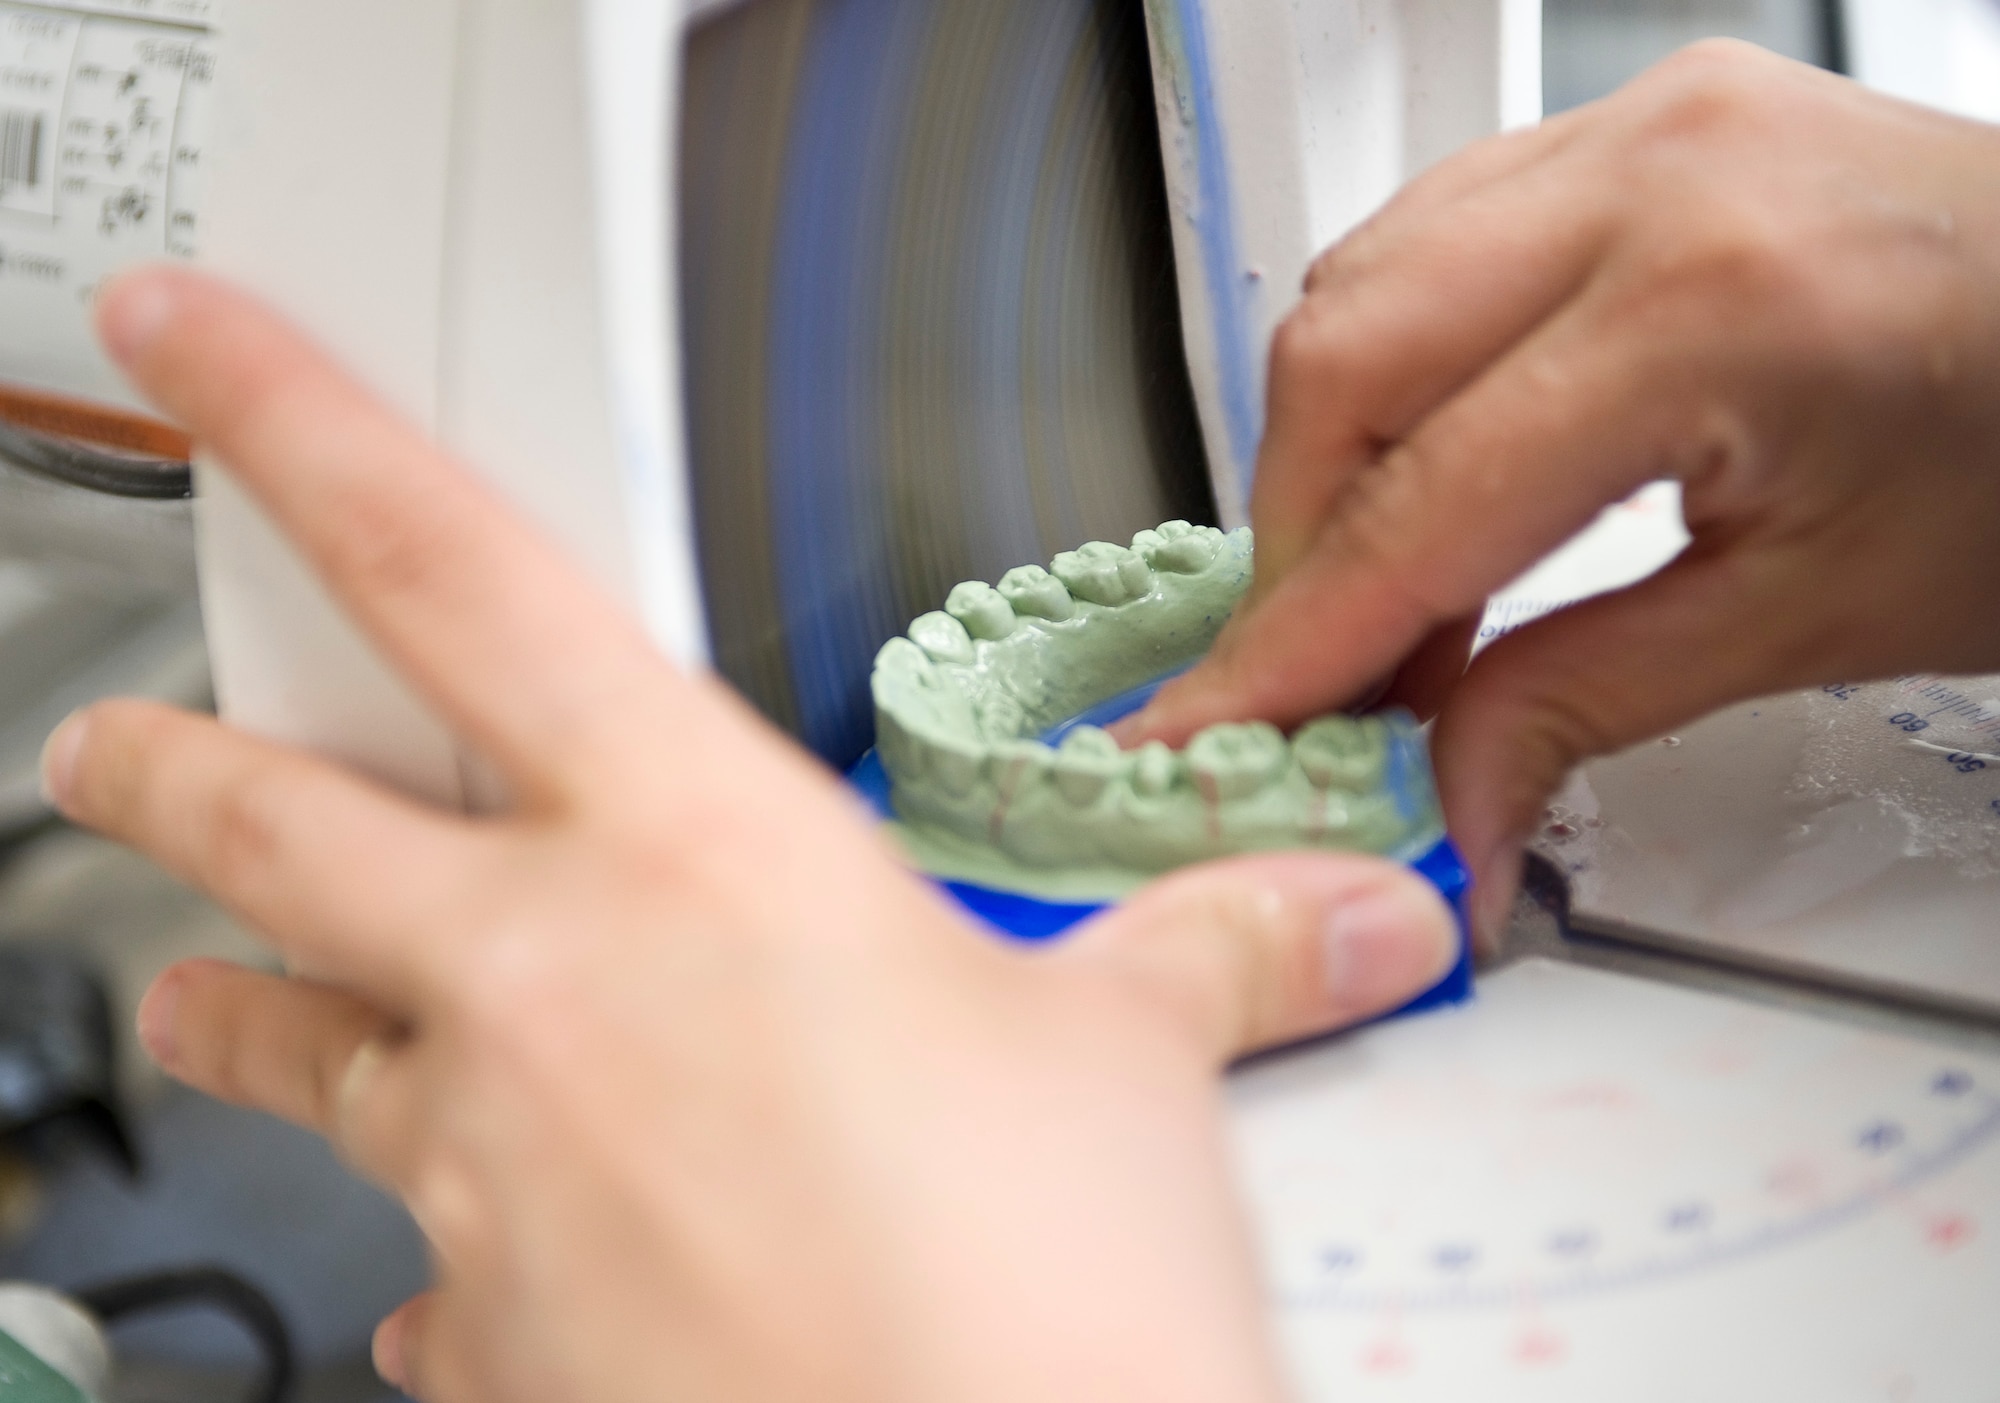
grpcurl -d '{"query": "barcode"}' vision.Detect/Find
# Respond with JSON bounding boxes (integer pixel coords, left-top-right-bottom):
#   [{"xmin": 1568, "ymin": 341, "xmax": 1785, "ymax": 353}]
[{"xmin": 0, "ymin": 110, "xmax": 43, "ymax": 190}]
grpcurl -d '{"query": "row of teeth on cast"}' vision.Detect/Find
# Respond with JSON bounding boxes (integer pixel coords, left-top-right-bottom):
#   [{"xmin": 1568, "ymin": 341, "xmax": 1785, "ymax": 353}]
[
  {"xmin": 870, "ymin": 516, "xmax": 1430, "ymax": 872},
  {"xmin": 875, "ymin": 517, "xmax": 1394, "ymax": 805},
  {"xmin": 880, "ymin": 710, "xmax": 1392, "ymax": 806},
  {"xmin": 907, "ymin": 520, "xmax": 1229, "ymax": 661}
]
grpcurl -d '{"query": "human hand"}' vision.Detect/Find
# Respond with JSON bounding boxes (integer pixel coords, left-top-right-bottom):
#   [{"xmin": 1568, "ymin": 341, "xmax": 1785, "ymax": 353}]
[
  {"xmin": 1125, "ymin": 41, "xmax": 2000, "ymax": 942},
  {"xmin": 41, "ymin": 268, "xmax": 1460, "ymax": 1403}
]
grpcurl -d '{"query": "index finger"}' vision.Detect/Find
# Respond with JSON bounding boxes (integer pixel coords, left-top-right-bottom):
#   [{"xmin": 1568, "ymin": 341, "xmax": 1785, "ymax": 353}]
[
  {"xmin": 1125, "ymin": 167, "xmax": 1623, "ymax": 746},
  {"xmin": 1245, "ymin": 133, "xmax": 1609, "ymax": 596},
  {"xmin": 96, "ymin": 267, "xmax": 694, "ymax": 803},
  {"xmin": 1135, "ymin": 282, "xmax": 1674, "ymax": 746}
]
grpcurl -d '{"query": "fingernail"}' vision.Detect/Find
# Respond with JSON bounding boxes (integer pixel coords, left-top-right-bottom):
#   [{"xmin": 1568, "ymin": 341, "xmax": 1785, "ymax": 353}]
[
  {"xmin": 1472, "ymin": 834, "xmax": 1528, "ymax": 950},
  {"xmin": 373, "ymin": 1312, "xmax": 409, "ymax": 1392},
  {"xmin": 136, "ymin": 970, "xmax": 182, "ymax": 1071},
  {"xmin": 96, "ymin": 269, "xmax": 179, "ymax": 368},
  {"xmin": 39, "ymin": 710, "xmax": 88, "ymax": 812},
  {"xmin": 1322, "ymin": 881, "xmax": 1460, "ymax": 1010}
]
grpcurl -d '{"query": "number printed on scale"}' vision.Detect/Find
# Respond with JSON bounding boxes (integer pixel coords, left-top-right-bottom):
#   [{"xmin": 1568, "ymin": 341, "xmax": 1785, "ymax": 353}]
[
  {"xmin": 1822, "ymin": 683, "xmax": 2000, "ymax": 798},
  {"xmin": 1884, "ymin": 711, "xmax": 1996, "ymax": 776}
]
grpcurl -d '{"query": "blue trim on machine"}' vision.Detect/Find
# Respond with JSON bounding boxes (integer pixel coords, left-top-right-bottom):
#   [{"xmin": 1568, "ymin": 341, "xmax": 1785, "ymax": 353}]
[{"xmin": 1171, "ymin": 0, "xmax": 1264, "ymax": 483}]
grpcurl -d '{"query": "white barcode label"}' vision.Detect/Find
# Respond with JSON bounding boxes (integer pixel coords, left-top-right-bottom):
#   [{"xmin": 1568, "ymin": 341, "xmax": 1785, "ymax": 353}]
[
  {"xmin": 0, "ymin": 2, "xmax": 215, "ymax": 406},
  {"xmin": 0, "ymin": 109, "xmax": 42, "ymax": 190}
]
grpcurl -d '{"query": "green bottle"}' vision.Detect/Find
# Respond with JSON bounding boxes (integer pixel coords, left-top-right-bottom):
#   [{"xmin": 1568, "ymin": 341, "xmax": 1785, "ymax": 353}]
[{"xmin": 0, "ymin": 1327, "xmax": 88, "ymax": 1403}]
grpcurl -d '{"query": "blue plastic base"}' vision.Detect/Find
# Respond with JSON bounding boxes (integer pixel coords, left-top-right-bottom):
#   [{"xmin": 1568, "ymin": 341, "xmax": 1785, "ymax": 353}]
[{"xmin": 848, "ymin": 747, "xmax": 1475, "ymax": 1018}]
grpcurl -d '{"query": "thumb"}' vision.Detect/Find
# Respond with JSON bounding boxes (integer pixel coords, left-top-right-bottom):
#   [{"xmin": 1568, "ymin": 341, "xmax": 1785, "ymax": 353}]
[
  {"xmin": 1059, "ymin": 854, "xmax": 1463, "ymax": 1064},
  {"xmin": 1434, "ymin": 548, "xmax": 1828, "ymax": 943}
]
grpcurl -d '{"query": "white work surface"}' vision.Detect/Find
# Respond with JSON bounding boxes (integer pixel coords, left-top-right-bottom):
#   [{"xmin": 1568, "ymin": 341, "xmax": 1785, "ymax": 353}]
[
  {"xmin": 1548, "ymin": 679, "xmax": 2000, "ymax": 1020},
  {"xmin": 1231, "ymin": 960, "xmax": 2000, "ymax": 1400},
  {"xmin": 1488, "ymin": 485, "xmax": 2000, "ymax": 1018},
  {"xmin": 1220, "ymin": 490, "xmax": 2000, "ymax": 1400}
]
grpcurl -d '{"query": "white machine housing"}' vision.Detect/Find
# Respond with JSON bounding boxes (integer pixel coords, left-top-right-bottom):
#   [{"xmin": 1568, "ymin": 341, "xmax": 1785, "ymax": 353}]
[{"xmin": 193, "ymin": 0, "xmax": 1539, "ymax": 807}]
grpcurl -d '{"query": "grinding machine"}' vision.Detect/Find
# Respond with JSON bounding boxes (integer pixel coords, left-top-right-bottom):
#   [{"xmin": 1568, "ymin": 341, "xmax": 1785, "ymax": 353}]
[{"xmin": 183, "ymin": 0, "xmax": 1540, "ymax": 789}]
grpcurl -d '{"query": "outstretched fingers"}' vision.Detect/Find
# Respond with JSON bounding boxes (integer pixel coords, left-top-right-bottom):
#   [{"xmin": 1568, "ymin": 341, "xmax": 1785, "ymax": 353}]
[
  {"xmin": 137, "ymin": 959, "xmax": 419, "ymax": 1188},
  {"xmin": 95, "ymin": 267, "xmax": 690, "ymax": 805},
  {"xmin": 46, "ymin": 699, "xmax": 473, "ymax": 999}
]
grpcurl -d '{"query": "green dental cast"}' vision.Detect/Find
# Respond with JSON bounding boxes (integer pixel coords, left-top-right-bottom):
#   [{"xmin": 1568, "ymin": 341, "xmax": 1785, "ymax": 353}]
[{"xmin": 871, "ymin": 521, "xmax": 1447, "ymax": 901}]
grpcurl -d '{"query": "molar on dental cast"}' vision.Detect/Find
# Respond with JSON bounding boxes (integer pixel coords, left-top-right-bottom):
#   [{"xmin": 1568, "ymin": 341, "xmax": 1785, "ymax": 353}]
[
  {"xmin": 1187, "ymin": 722, "xmax": 1290, "ymax": 802},
  {"xmin": 1052, "ymin": 727, "xmax": 1127, "ymax": 806},
  {"xmin": 1132, "ymin": 520, "xmax": 1223, "ymax": 574},
  {"xmin": 946, "ymin": 581, "xmax": 1018, "ymax": 641},
  {"xmin": 1295, "ymin": 716, "xmax": 1391, "ymax": 791},
  {"xmin": 1050, "ymin": 541, "xmax": 1152, "ymax": 607},
  {"xmin": 909, "ymin": 610, "xmax": 976, "ymax": 665},
  {"xmin": 997, "ymin": 564, "xmax": 1075, "ymax": 621}
]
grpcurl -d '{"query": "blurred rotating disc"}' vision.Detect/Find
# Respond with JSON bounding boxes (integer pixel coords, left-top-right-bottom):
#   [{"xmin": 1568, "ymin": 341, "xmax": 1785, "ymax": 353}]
[{"xmin": 680, "ymin": 0, "xmax": 1212, "ymax": 765}]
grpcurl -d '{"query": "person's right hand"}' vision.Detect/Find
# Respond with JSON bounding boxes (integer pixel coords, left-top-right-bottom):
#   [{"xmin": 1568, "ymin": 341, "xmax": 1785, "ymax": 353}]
[{"xmin": 1125, "ymin": 41, "xmax": 2000, "ymax": 940}]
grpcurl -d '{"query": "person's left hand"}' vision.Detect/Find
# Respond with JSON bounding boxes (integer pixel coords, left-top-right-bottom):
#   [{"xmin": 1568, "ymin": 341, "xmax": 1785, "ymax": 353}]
[{"xmin": 42, "ymin": 268, "xmax": 1460, "ymax": 1403}]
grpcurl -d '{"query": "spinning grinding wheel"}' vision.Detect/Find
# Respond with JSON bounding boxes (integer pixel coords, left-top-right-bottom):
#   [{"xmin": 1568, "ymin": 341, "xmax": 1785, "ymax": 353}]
[{"xmin": 679, "ymin": 0, "xmax": 1212, "ymax": 764}]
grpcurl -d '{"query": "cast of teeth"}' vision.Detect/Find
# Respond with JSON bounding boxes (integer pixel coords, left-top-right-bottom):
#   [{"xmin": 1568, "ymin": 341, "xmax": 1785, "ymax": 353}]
[{"xmin": 871, "ymin": 520, "xmax": 1444, "ymax": 900}]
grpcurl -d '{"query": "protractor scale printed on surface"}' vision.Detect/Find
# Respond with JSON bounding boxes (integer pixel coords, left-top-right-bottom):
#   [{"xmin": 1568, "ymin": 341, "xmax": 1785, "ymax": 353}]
[
  {"xmin": 1805, "ymin": 675, "xmax": 2000, "ymax": 847},
  {"xmin": 1538, "ymin": 674, "xmax": 2000, "ymax": 1022},
  {"xmin": 1229, "ymin": 962, "xmax": 2000, "ymax": 1399}
]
